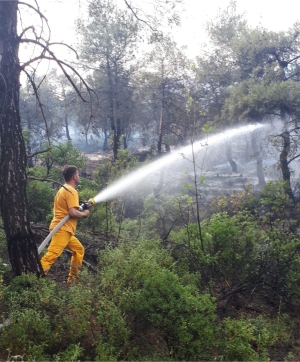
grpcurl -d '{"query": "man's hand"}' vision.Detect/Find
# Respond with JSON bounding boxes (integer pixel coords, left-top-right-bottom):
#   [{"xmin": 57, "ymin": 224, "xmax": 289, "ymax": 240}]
[
  {"xmin": 82, "ymin": 209, "xmax": 90, "ymax": 217},
  {"xmin": 86, "ymin": 202, "xmax": 93, "ymax": 209},
  {"xmin": 69, "ymin": 207, "xmax": 90, "ymax": 219},
  {"xmin": 79, "ymin": 200, "xmax": 94, "ymax": 211}
]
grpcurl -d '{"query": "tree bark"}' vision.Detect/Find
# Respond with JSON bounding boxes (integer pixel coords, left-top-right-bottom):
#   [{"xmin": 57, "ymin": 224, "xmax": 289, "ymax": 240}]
[
  {"xmin": 279, "ymin": 131, "xmax": 294, "ymax": 201},
  {"xmin": 0, "ymin": 1, "xmax": 43, "ymax": 276},
  {"xmin": 250, "ymin": 131, "xmax": 266, "ymax": 186},
  {"xmin": 106, "ymin": 57, "xmax": 120, "ymax": 160},
  {"xmin": 226, "ymin": 145, "xmax": 237, "ymax": 173},
  {"xmin": 103, "ymin": 130, "xmax": 109, "ymax": 151},
  {"xmin": 27, "ymin": 116, "xmax": 34, "ymax": 168},
  {"xmin": 157, "ymin": 81, "xmax": 165, "ymax": 155},
  {"xmin": 64, "ymin": 113, "xmax": 72, "ymax": 141}
]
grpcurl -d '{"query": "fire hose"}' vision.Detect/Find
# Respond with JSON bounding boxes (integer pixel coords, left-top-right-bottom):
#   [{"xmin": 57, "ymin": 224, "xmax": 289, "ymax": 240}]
[{"xmin": 38, "ymin": 198, "xmax": 95, "ymax": 255}]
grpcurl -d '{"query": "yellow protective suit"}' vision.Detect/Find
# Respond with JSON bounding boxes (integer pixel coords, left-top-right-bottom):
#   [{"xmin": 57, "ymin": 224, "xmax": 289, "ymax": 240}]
[{"xmin": 41, "ymin": 184, "xmax": 84, "ymax": 283}]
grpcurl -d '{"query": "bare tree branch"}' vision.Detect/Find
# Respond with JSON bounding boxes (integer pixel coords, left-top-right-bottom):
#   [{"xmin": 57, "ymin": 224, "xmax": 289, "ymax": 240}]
[
  {"xmin": 27, "ymin": 176, "xmax": 69, "ymax": 191},
  {"xmin": 18, "ymin": 1, "xmax": 51, "ymax": 42},
  {"xmin": 48, "ymin": 42, "xmax": 79, "ymax": 59},
  {"xmin": 27, "ymin": 148, "xmax": 51, "ymax": 159},
  {"xmin": 35, "ymin": 74, "xmax": 47, "ymax": 92},
  {"xmin": 20, "ymin": 38, "xmax": 93, "ymax": 103},
  {"xmin": 288, "ymin": 153, "xmax": 300, "ymax": 164},
  {"xmin": 19, "ymin": 25, "xmax": 35, "ymax": 39},
  {"xmin": 23, "ymin": 68, "xmax": 52, "ymax": 148},
  {"xmin": 123, "ymin": 0, "xmax": 155, "ymax": 32}
]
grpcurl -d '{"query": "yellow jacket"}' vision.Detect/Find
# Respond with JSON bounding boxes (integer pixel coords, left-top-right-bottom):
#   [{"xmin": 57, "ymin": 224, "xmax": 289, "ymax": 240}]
[{"xmin": 49, "ymin": 184, "xmax": 79, "ymax": 235}]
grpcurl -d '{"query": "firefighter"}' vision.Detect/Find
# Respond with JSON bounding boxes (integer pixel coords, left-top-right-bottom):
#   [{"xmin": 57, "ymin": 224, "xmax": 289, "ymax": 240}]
[{"xmin": 40, "ymin": 165, "xmax": 92, "ymax": 283}]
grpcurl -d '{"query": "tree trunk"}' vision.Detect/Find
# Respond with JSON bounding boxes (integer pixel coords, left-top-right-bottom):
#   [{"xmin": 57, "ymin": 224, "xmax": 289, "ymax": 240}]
[
  {"xmin": 279, "ymin": 131, "xmax": 294, "ymax": 201},
  {"xmin": 0, "ymin": 1, "xmax": 43, "ymax": 276},
  {"xmin": 106, "ymin": 56, "xmax": 120, "ymax": 160},
  {"xmin": 27, "ymin": 117, "xmax": 34, "ymax": 168},
  {"xmin": 116, "ymin": 116, "xmax": 121, "ymax": 150},
  {"xmin": 256, "ymin": 160, "xmax": 266, "ymax": 187},
  {"xmin": 226, "ymin": 145, "xmax": 237, "ymax": 173},
  {"xmin": 250, "ymin": 131, "xmax": 266, "ymax": 186},
  {"xmin": 103, "ymin": 130, "xmax": 109, "ymax": 151},
  {"xmin": 123, "ymin": 134, "xmax": 127, "ymax": 149},
  {"xmin": 64, "ymin": 113, "xmax": 72, "ymax": 141},
  {"xmin": 112, "ymin": 123, "xmax": 118, "ymax": 160},
  {"xmin": 158, "ymin": 108, "xmax": 163, "ymax": 155}
]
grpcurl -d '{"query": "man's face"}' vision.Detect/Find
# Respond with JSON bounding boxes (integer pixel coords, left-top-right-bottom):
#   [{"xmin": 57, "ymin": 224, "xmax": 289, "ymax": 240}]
[{"xmin": 74, "ymin": 170, "xmax": 80, "ymax": 187}]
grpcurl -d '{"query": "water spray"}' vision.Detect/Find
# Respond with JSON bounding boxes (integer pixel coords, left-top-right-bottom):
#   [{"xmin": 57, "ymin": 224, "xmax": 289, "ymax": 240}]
[
  {"xmin": 38, "ymin": 198, "xmax": 96, "ymax": 255},
  {"xmin": 38, "ymin": 123, "xmax": 264, "ymax": 255}
]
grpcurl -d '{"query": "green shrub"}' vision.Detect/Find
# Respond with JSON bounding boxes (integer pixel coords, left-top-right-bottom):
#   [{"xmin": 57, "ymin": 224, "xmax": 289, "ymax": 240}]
[
  {"xmin": 0, "ymin": 273, "xmax": 96, "ymax": 360},
  {"xmin": 203, "ymin": 211, "xmax": 262, "ymax": 281},
  {"xmin": 0, "ymin": 244, "xmax": 296, "ymax": 361},
  {"xmin": 0, "ymin": 275, "xmax": 59, "ymax": 360},
  {"xmin": 219, "ymin": 313, "xmax": 295, "ymax": 361},
  {"xmin": 39, "ymin": 141, "xmax": 87, "ymax": 171},
  {"xmin": 0, "ymin": 225, "xmax": 10, "ymax": 281},
  {"xmin": 53, "ymin": 343, "xmax": 84, "ymax": 362},
  {"xmin": 170, "ymin": 211, "xmax": 264, "ymax": 292},
  {"xmin": 262, "ymin": 223, "xmax": 300, "ymax": 303},
  {"xmin": 141, "ymin": 194, "xmax": 188, "ymax": 240},
  {"xmin": 96, "ymin": 241, "xmax": 218, "ymax": 360},
  {"xmin": 27, "ymin": 179, "xmax": 55, "ymax": 222},
  {"xmin": 260, "ymin": 181, "xmax": 292, "ymax": 215},
  {"xmin": 95, "ymin": 297, "xmax": 130, "ymax": 361},
  {"xmin": 220, "ymin": 317, "xmax": 269, "ymax": 361}
]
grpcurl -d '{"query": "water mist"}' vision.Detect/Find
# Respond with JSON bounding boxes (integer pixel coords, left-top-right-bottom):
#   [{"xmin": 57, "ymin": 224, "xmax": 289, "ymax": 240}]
[
  {"xmin": 93, "ymin": 124, "xmax": 264, "ymax": 203},
  {"xmin": 38, "ymin": 123, "xmax": 263, "ymax": 255}
]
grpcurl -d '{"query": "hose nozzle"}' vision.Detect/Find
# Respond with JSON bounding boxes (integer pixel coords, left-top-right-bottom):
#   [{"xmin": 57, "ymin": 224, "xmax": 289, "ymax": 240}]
[
  {"xmin": 89, "ymin": 198, "xmax": 96, "ymax": 205},
  {"xmin": 79, "ymin": 198, "xmax": 96, "ymax": 211}
]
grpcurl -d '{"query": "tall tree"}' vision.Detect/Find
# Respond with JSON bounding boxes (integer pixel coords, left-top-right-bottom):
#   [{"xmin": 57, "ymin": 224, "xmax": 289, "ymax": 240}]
[
  {"xmin": 0, "ymin": 0, "xmax": 182, "ymax": 275},
  {"xmin": 0, "ymin": 1, "xmax": 92, "ymax": 276},
  {"xmin": 0, "ymin": 1, "xmax": 43, "ymax": 275},
  {"xmin": 78, "ymin": 0, "xmax": 140, "ymax": 159},
  {"xmin": 195, "ymin": 2, "xmax": 300, "ymax": 198},
  {"xmin": 136, "ymin": 37, "xmax": 189, "ymax": 153}
]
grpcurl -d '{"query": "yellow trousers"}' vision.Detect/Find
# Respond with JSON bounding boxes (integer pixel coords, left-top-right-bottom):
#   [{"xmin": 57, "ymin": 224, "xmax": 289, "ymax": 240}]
[{"xmin": 40, "ymin": 229, "xmax": 84, "ymax": 283}]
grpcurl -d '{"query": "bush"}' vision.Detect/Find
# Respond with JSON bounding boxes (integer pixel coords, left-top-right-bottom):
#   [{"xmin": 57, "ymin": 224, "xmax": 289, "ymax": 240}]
[
  {"xmin": 219, "ymin": 313, "xmax": 295, "ymax": 361},
  {"xmin": 96, "ymin": 241, "xmax": 218, "ymax": 360},
  {"xmin": 0, "ymin": 275, "xmax": 60, "ymax": 360},
  {"xmin": 262, "ymin": 222, "xmax": 300, "ymax": 304},
  {"xmin": 0, "ymin": 273, "xmax": 98, "ymax": 360},
  {"xmin": 141, "ymin": 194, "xmax": 190, "ymax": 240},
  {"xmin": 39, "ymin": 141, "xmax": 87, "ymax": 172},
  {"xmin": 220, "ymin": 317, "xmax": 269, "ymax": 361},
  {"xmin": 27, "ymin": 179, "xmax": 55, "ymax": 222},
  {"xmin": 170, "ymin": 211, "xmax": 264, "ymax": 292},
  {"xmin": 0, "ymin": 243, "xmax": 296, "ymax": 361}
]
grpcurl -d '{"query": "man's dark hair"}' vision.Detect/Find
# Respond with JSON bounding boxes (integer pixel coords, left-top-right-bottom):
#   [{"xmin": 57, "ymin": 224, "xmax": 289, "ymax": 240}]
[{"xmin": 63, "ymin": 166, "xmax": 78, "ymax": 182}]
